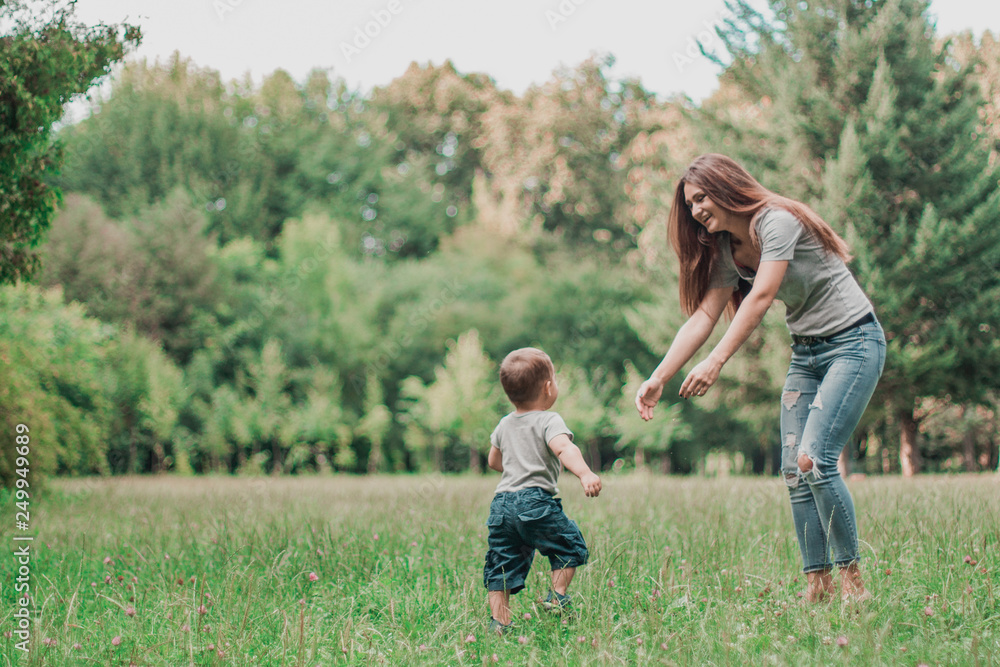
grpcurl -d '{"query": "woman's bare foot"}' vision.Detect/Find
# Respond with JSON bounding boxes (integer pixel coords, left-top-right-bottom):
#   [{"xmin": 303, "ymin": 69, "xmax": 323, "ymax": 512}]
[
  {"xmin": 804, "ymin": 569, "xmax": 835, "ymax": 602},
  {"xmin": 840, "ymin": 563, "xmax": 872, "ymax": 602}
]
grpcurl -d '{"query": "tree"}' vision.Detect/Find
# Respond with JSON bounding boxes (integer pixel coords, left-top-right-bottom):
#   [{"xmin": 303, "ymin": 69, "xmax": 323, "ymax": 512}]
[
  {"xmin": 399, "ymin": 329, "xmax": 499, "ymax": 472},
  {"xmin": 554, "ymin": 365, "xmax": 613, "ymax": 471},
  {"xmin": 0, "ymin": 1, "xmax": 139, "ymax": 282},
  {"xmin": 0, "ymin": 283, "xmax": 140, "ymax": 484},
  {"xmin": 40, "ymin": 192, "xmax": 222, "ymax": 365},
  {"xmin": 357, "ymin": 373, "xmax": 391, "ymax": 474},
  {"xmin": 705, "ymin": 0, "xmax": 1000, "ymax": 475},
  {"xmin": 613, "ymin": 363, "xmax": 691, "ymax": 472}
]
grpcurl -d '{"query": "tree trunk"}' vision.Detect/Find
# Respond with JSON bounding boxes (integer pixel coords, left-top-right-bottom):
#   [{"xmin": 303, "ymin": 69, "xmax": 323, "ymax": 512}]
[
  {"xmin": 634, "ymin": 446, "xmax": 646, "ymax": 470},
  {"xmin": 961, "ymin": 407, "xmax": 977, "ymax": 472},
  {"xmin": 588, "ymin": 440, "xmax": 601, "ymax": 473},
  {"xmin": 272, "ymin": 440, "xmax": 282, "ymax": 475},
  {"xmin": 838, "ymin": 446, "xmax": 850, "ymax": 478},
  {"xmin": 988, "ymin": 431, "xmax": 999, "ymax": 473},
  {"xmin": 469, "ymin": 446, "xmax": 481, "ymax": 474},
  {"xmin": 899, "ymin": 406, "xmax": 921, "ymax": 477},
  {"xmin": 367, "ymin": 438, "xmax": 382, "ymax": 474}
]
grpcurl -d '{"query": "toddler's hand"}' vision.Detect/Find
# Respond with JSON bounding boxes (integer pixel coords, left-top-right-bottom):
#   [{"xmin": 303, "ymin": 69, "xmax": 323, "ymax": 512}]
[{"xmin": 580, "ymin": 473, "xmax": 602, "ymax": 498}]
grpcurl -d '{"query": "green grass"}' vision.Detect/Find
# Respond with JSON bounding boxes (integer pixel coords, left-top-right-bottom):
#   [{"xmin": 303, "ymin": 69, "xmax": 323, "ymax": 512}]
[{"xmin": 1, "ymin": 473, "xmax": 998, "ymax": 665}]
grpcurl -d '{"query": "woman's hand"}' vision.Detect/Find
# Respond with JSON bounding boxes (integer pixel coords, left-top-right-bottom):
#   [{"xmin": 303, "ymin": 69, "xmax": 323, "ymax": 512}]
[
  {"xmin": 635, "ymin": 378, "xmax": 664, "ymax": 421},
  {"xmin": 679, "ymin": 356, "xmax": 724, "ymax": 399}
]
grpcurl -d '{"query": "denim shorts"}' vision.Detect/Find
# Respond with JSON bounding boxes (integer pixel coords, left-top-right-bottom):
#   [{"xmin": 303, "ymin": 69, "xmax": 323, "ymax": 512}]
[{"xmin": 482, "ymin": 487, "xmax": 589, "ymax": 593}]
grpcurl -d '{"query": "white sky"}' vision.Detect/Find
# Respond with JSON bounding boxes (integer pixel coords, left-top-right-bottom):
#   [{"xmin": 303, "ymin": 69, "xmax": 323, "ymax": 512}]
[{"xmin": 68, "ymin": 0, "xmax": 1000, "ymax": 104}]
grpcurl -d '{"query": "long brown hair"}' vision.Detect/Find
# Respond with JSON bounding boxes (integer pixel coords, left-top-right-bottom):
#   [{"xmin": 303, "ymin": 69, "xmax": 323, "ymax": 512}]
[{"xmin": 668, "ymin": 153, "xmax": 851, "ymax": 316}]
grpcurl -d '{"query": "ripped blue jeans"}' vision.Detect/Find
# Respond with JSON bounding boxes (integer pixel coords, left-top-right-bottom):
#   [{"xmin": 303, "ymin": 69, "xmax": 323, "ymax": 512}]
[{"xmin": 780, "ymin": 319, "xmax": 885, "ymax": 573}]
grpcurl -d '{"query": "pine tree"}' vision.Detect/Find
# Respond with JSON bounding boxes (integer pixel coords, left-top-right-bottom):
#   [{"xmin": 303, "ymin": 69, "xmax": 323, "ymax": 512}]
[{"xmin": 703, "ymin": 0, "xmax": 1000, "ymax": 474}]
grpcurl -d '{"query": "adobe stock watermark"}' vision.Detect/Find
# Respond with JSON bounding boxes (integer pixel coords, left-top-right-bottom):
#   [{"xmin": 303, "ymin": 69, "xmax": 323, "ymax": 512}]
[
  {"xmin": 212, "ymin": 0, "xmax": 249, "ymax": 21},
  {"xmin": 545, "ymin": 0, "xmax": 592, "ymax": 32},
  {"xmin": 347, "ymin": 277, "xmax": 464, "ymax": 398},
  {"xmin": 671, "ymin": 10, "xmax": 734, "ymax": 73},
  {"xmin": 339, "ymin": 0, "xmax": 413, "ymax": 64}
]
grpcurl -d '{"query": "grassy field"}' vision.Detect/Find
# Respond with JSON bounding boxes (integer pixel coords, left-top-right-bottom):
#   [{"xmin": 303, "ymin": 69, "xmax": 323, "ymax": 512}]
[{"xmin": 1, "ymin": 473, "xmax": 998, "ymax": 665}]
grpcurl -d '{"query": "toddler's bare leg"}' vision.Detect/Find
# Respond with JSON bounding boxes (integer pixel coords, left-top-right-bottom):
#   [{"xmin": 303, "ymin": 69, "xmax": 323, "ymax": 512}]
[
  {"xmin": 551, "ymin": 567, "xmax": 576, "ymax": 595},
  {"xmin": 488, "ymin": 590, "xmax": 511, "ymax": 624}
]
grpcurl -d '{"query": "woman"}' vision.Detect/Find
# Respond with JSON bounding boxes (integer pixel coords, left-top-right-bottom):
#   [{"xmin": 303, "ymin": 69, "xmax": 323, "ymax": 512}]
[{"xmin": 635, "ymin": 154, "xmax": 885, "ymax": 602}]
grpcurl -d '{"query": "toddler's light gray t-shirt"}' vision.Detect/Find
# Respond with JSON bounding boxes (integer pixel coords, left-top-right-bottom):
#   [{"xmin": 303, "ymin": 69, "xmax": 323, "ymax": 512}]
[
  {"xmin": 491, "ymin": 411, "xmax": 573, "ymax": 495},
  {"xmin": 709, "ymin": 207, "xmax": 873, "ymax": 336}
]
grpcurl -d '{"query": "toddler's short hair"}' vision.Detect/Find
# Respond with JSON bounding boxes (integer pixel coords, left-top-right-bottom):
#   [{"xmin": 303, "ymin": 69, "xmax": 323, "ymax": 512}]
[{"xmin": 499, "ymin": 348, "xmax": 554, "ymax": 405}]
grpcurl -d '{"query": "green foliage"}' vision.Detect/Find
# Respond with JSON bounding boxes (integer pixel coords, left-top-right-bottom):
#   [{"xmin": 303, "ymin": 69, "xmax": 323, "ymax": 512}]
[
  {"xmin": 40, "ymin": 192, "xmax": 222, "ymax": 365},
  {"xmin": 0, "ymin": 1, "xmax": 139, "ymax": 283},
  {"xmin": 614, "ymin": 362, "xmax": 692, "ymax": 472},
  {"xmin": 103, "ymin": 327, "xmax": 186, "ymax": 474},
  {"xmin": 400, "ymin": 329, "xmax": 500, "ymax": 472},
  {"xmin": 705, "ymin": 0, "xmax": 1000, "ymax": 469}
]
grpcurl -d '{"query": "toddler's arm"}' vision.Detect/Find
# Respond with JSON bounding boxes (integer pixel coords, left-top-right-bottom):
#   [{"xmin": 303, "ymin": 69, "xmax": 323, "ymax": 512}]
[
  {"xmin": 488, "ymin": 445, "xmax": 503, "ymax": 472},
  {"xmin": 547, "ymin": 434, "xmax": 601, "ymax": 497}
]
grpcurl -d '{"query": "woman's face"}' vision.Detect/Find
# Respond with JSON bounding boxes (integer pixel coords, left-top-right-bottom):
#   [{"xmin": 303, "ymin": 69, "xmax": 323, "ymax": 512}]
[{"xmin": 683, "ymin": 182, "xmax": 741, "ymax": 235}]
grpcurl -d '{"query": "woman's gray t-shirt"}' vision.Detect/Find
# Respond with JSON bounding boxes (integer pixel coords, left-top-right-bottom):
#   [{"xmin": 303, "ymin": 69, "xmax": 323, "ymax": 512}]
[
  {"xmin": 709, "ymin": 207, "xmax": 873, "ymax": 336},
  {"xmin": 491, "ymin": 411, "xmax": 573, "ymax": 495}
]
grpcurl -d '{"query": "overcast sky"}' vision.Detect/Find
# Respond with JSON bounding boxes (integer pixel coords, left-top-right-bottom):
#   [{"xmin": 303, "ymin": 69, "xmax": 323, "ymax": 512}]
[{"xmin": 69, "ymin": 0, "xmax": 1000, "ymax": 104}]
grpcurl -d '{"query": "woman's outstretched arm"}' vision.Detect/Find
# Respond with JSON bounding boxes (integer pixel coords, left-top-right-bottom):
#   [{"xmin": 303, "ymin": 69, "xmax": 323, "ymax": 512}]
[
  {"xmin": 678, "ymin": 260, "xmax": 787, "ymax": 399},
  {"xmin": 636, "ymin": 285, "xmax": 733, "ymax": 421}
]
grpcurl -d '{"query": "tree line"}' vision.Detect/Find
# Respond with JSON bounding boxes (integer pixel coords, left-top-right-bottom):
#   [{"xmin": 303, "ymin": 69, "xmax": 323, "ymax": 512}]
[{"xmin": 1, "ymin": 0, "xmax": 998, "ymax": 486}]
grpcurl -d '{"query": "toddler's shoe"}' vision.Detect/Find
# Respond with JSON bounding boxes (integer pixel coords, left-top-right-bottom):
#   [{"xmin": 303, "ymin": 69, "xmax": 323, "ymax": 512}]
[
  {"xmin": 489, "ymin": 618, "xmax": 514, "ymax": 635},
  {"xmin": 541, "ymin": 589, "xmax": 572, "ymax": 613}
]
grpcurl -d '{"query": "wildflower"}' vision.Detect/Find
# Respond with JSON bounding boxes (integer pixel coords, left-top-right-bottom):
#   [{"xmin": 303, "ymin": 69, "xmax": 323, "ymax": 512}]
[
  {"xmin": 523, "ymin": 612, "xmax": 531, "ymax": 620},
  {"xmin": 418, "ymin": 644, "xmax": 429, "ymax": 651},
  {"xmin": 208, "ymin": 643, "xmax": 215, "ymax": 651},
  {"xmin": 577, "ymin": 636, "xmax": 586, "ymax": 643},
  {"xmin": 72, "ymin": 643, "xmax": 82, "ymax": 650},
  {"xmin": 181, "ymin": 624, "xmax": 191, "ymax": 632},
  {"xmin": 91, "ymin": 582, "xmax": 97, "ymax": 588},
  {"xmin": 103, "ymin": 556, "xmax": 113, "ymax": 565},
  {"xmin": 518, "ymin": 636, "xmax": 528, "ymax": 645},
  {"xmin": 308, "ymin": 572, "xmax": 319, "ymax": 582},
  {"xmin": 637, "ymin": 637, "xmax": 644, "ymax": 646},
  {"xmin": 373, "ymin": 533, "xmax": 379, "ymax": 541},
  {"xmin": 111, "ymin": 636, "xmax": 122, "ymax": 646},
  {"xmin": 125, "ymin": 606, "xmax": 136, "ymax": 617},
  {"xmin": 923, "ymin": 606, "xmax": 934, "ymax": 617},
  {"xmin": 197, "ymin": 605, "xmax": 208, "ymax": 615},
  {"xmin": 42, "ymin": 638, "xmax": 56, "ymax": 646},
  {"xmin": 608, "ymin": 580, "xmax": 616, "ymax": 588},
  {"xmin": 491, "ymin": 654, "xmax": 498, "ymax": 663},
  {"xmin": 410, "ymin": 541, "xmax": 418, "ymax": 547},
  {"xmin": 885, "ymin": 569, "xmax": 892, "ymax": 575},
  {"xmin": 105, "ymin": 575, "xmax": 112, "ymax": 584},
  {"xmin": 217, "ymin": 650, "xmax": 226, "ymax": 658},
  {"xmin": 660, "ymin": 642, "xmax": 669, "ymax": 650},
  {"xmin": 465, "ymin": 633, "xmax": 475, "ymax": 643},
  {"xmin": 836, "ymin": 636, "xmax": 848, "ymax": 647}
]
